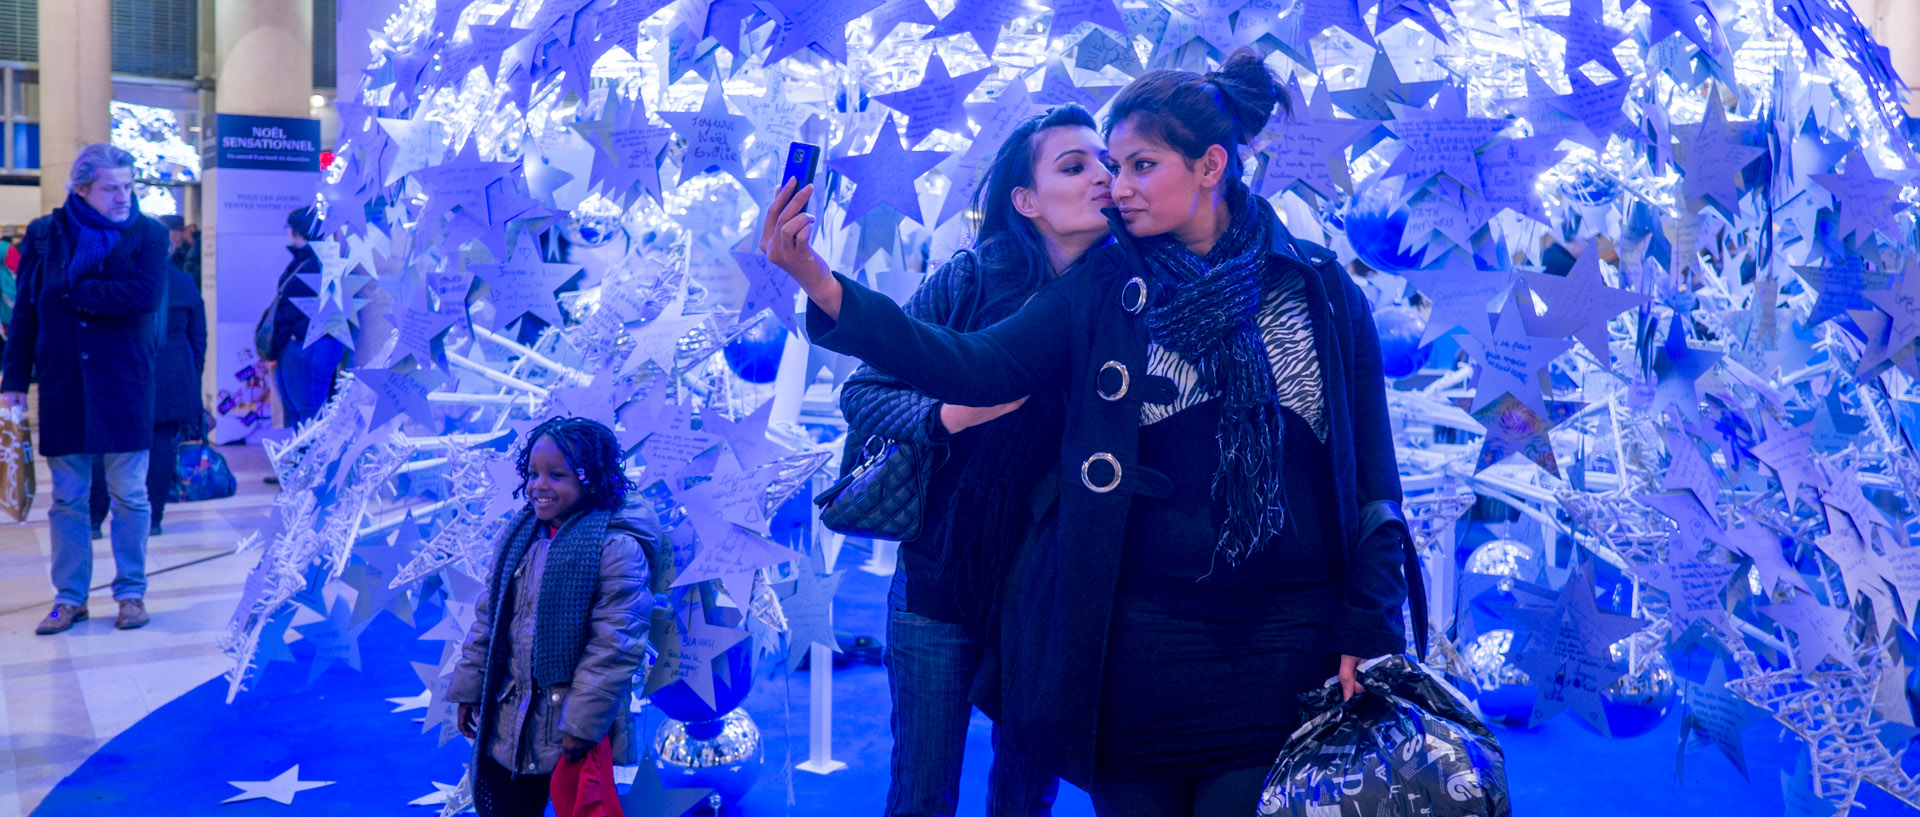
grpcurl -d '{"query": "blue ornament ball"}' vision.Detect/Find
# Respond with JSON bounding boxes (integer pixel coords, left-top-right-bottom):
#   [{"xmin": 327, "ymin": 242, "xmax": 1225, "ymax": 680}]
[
  {"xmin": 1341, "ymin": 178, "xmax": 1427, "ymax": 273},
  {"xmin": 1372, "ymin": 305, "xmax": 1430, "ymax": 378},
  {"xmin": 648, "ymin": 637, "xmax": 755, "ymax": 723},
  {"xmin": 723, "ymin": 314, "xmax": 788, "ymax": 384},
  {"xmin": 1464, "ymin": 629, "xmax": 1535, "ymax": 727},
  {"xmin": 654, "ymin": 709, "xmax": 763, "ymax": 810},
  {"xmin": 1577, "ymin": 634, "xmax": 1676, "ymax": 739}
]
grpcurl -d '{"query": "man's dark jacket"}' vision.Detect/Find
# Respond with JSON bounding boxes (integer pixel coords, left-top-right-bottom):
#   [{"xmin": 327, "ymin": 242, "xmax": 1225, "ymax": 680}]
[
  {"xmin": 806, "ymin": 203, "xmax": 1417, "ymax": 787},
  {"xmin": 154, "ymin": 264, "xmax": 207, "ymax": 427},
  {"xmin": 1, "ymin": 207, "xmax": 170, "ymax": 457}
]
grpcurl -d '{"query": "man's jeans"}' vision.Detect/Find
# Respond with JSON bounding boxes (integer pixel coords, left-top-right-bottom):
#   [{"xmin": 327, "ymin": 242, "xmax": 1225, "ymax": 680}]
[
  {"xmin": 886, "ymin": 607, "xmax": 1059, "ymax": 817},
  {"xmin": 48, "ymin": 452, "xmax": 150, "ymax": 605}
]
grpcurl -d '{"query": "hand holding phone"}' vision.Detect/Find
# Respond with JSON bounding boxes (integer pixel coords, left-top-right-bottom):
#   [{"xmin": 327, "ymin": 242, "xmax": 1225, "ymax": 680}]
[{"xmin": 781, "ymin": 141, "xmax": 821, "ymax": 211}]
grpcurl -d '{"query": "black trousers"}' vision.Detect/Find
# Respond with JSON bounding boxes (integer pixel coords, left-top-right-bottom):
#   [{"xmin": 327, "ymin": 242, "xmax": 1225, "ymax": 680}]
[
  {"xmin": 473, "ymin": 755, "xmax": 551, "ymax": 817},
  {"xmin": 1087, "ymin": 766, "xmax": 1270, "ymax": 817},
  {"xmin": 89, "ymin": 421, "xmax": 180, "ymax": 528}
]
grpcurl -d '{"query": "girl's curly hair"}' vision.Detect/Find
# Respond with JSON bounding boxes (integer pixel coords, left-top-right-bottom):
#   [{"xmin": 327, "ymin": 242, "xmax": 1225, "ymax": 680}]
[{"xmin": 512, "ymin": 417, "xmax": 636, "ymax": 513}]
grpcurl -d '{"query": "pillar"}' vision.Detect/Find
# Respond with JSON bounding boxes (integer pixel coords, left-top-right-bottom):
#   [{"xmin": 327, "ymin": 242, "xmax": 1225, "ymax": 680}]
[{"xmin": 35, "ymin": 0, "xmax": 112, "ymax": 212}]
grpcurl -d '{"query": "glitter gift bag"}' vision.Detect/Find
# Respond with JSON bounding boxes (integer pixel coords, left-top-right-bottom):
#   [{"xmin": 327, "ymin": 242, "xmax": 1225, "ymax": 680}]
[{"xmin": 0, "ymin": 405, "xmax": 34, "ymax": 523}]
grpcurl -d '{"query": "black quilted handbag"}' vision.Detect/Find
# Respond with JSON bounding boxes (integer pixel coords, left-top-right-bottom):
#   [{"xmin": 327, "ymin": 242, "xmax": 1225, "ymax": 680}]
[{"xmin": 814, "ymin": 435, "xmax": 945, "ymax": 541}]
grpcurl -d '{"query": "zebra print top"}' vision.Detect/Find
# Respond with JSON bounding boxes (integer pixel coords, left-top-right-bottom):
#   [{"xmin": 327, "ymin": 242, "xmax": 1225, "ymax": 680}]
[{"xmin": 1140, "ymin": 265, "xmax": 1327, "ymax": 441}]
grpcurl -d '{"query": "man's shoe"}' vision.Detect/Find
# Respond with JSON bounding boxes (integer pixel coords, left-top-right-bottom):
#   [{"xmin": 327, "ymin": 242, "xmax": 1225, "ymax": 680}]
[
  {"xmin": 264, "ymin": 475, "xmax": 279, "ymax": 485},
  {"xmin": 35, "ymin": 604, "xmax": 89, "ymax": 635},
  {"xmin": 149, "ymin": 523, "xmax": 163, "ymax": 536},
  {"xmin": 90, "ymin": 526, "xmax": 103, "ymax": 541},
  {"xmin": 114, "ymin": 599, "xmax": 149, "ymax": 630}
]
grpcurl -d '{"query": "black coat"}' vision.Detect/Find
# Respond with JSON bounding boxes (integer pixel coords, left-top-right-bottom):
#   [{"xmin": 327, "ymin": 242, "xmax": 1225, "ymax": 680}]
[
  {"xmin": 265, "ymin": 244, "xmax": 320, "ymax": 362},
  {"xmin": 154, "ymin": 264, "xmax": 207, "ymax": 426},
  {"xmin": 1, "ymin": 208, "xmax": 170, "ymax": 457},
  {"xmin": 807, "ymin": 203, "xmax": 1418, "ymax": 786}
]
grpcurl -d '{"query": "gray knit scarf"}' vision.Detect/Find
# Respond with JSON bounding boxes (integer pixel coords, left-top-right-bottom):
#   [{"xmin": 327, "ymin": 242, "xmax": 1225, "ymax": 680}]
[
  {"xmin": 1135, "ymin": 187, "xmax": 1284, "ymax": 567},
  {"xmin": 480, "ymin": 506, "xmax": 612, "ymax": 690}
]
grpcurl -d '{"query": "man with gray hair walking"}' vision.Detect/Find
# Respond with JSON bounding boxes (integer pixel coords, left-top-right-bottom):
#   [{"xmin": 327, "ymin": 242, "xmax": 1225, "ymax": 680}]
[{"xmin": 1, "ymin": 143, "xmax": 172, "ymax": 634}]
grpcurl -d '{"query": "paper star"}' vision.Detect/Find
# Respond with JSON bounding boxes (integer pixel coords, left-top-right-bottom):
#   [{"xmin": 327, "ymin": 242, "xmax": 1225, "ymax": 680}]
[
  {"xmin": 758, "ymin": 0, "xmax": 882, "ymax": 65},
  {"xmin": 1865, "ymin": 274, "xmax": 1920, "ymax": 363},
  {"xmin": 1158, "ymin": 0, "xmax": 1248, "ymax": 53},
  {"xmin": 925, "ymin": 0, "xmax": 1025, "ymax": 55},
  {"xmin": 389, "ymin": 288, "xmax": 464, "ymax": 371},
  {"xmin": 387, "ymin": 689, "xmax": 432, "ymax": 713},
  {"xmin": 1459, "ymin": 295, "xmax": 1572, "ymax": 414},
  {"xmin": 547, "ymin": 374, "xmax": 626, "ymax": 432},
  {"xmin": 1032, "ymin": 56, "xmax": 1125, "ymax": 113},
  {"xmin": 936, "ymin": 80, "xmax": 1042, "ymax": 225},
  {"xmin": 1467, "ymin": 393, "xmax": 1579, "ymax": 475},
  {"xmin": 696, "ymin": 0, "xmax": 765, "ymax": 55},
  {"xmin": 1635, "ymin": 0, "xmax": 1717, "ymax": 51},
  {"xmin": 1761, "ymin": 594, "xmax": 1858, "ymax": 670},
  {"xmin": 1518, "ymin": 240, "xmax": 1647, "ymax": 366},
  {"xmin": 1381, "ymin": 90, "xmax": 1509, "ymax": 195},
  {"xmin": 1651, "ymin": 312, "xmax": 1723, "ymax": 423},
  {"xmin": 1640, "ymin": 490, "xmax": 1732, "ymax": 554},
  {"xmin": 1749, "ymin": 415, "xmax": 1827, "ymax": 509},
  {"xmin": 1542, "ymin": 71, "xmax": 1631, "ymax": 150},
  {"xmin": 659, "ymin": 80, "xmax": 753, "ymax": 188},
  {"xmin": 621, "ymin": 754, "xmax": 713, "ymax": 817},
  {"xmin": 705, "ymin": 398, "xmax": 791, "ymax": 470},
  {"xmin": 377, "ymin": 114, "xmax": 450, "ymax": 186},
  {"xmin": 1680, "ymin": 100, "xmax": 1764, "ymax": 217},
  {"xmin": 1680, "ymin": 658, "xmax": 1767, "ymax": 777},
  {"xmin": 1812, "ymin": 150, "xmax": 1904, "ymax": 241},
  {"xmin": 407, "ymin": 781, "xmax": 463, "ymax": 807},
  {"xmin": 1253, "ymin": 78, "xmax": 1378, "ymax": 200},
  {"xmin": 253, "ymin": 608, "xmax": 298, "ymax": 668},
  {"xmin": 223, "ymin": 765, "xmax": 335, "ymax": 805},
  {"xmin": 1298, "ymin": 0, "xmax": 1373, "ymax": 45},
  {"xmin": 782, "ymin": 567, "xmax": 845, "ymax": 666},
  {"xmin": 1399, "ymin": 250, "xmax": 1513, "ymax": 343},
  {"xmin": 1049, "ymin": 0, "xmax": 1127, "ymax": 40},
  {"xmin": 654, "ymin": 602, "xmax": 751, "ymax": 708},
  {"xmin": 1329, "ymin": 49, "xmax": 1446, "ymax": 122},
  {"xmin": 294, "ymin": 597, "xmax": 371, "ymax": 685},
  {"xmin": 584, "ymin": 95, "xmax": 674, "ymax": 206},
  {"xmin": 1661, "ymin": 428, "xmax": 1722, "ymax": 509},
  {"xmin": 355, "ymin": 365, "xmax": 447, "ymax": 430},
  {"xmin": 1470, "ymin": 135, "xmax": 1566, "ymax": 227},
  {"xmin": 620, "ymin": 292, "xmax": 708, "ymax": 376},
  {"xmin": 1530, "ymin": 7, "xmax": 1628, "ymax": 79},
  {"xmin": 827, "ymin": 115, "xmax": 953, "ymax": 226},
  {"xmin": 1727, "ymin": 515, "xmax": 1811, "ymax": 594},
  {"xmin": 346, "ymin": 535, "xmax": 416, "ymax": 626},
  {"xmin": 734, "ymin": 247, "xmax": 802, "ymax": 335},
  {"xmin": 406, "ymin": 140, "xmax": 515, "ymax": 235},
  {"xmin": 871, "ymin": 53, "xmax": 990, "ymax": 145},
  {"xmin": 471, "ymin": 232, "xmax": 580, "ymax": 329},
  {"xmin": 1509, "ymin": 566, "xmax": 1650, "ymax": 736},
  {"xmin": 868, "ymin": 0, "xmax": 940, "ymax": 40},
  {"xmin": 1637, "ymin": 538, "xmax": 1739, "ymax": 631}
]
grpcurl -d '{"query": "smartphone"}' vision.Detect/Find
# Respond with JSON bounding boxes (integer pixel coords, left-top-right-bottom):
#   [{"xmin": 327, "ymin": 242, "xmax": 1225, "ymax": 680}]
[{"xmin": 782, "ymin": 141, "xmax": 821, "ymax": 209}]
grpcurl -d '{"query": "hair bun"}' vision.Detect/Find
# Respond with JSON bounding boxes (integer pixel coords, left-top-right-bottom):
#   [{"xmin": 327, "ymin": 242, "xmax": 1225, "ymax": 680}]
[{"xmin": 1206, "ymin": 48, "xmax": 1285, "ymax": 144}]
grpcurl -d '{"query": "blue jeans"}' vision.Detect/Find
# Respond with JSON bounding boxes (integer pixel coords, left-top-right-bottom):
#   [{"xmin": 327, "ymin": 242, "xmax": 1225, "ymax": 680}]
[
  {"xmin": 275, "ymin": 336, "xmax": 345, "ymax": 427},
  {"xmin": 48, "ymin": 451, "xmax": 150, "ymax": 605},
  {"xmin": 886, "ymin": 607, "xmax": 1059, "ymax": 817}
]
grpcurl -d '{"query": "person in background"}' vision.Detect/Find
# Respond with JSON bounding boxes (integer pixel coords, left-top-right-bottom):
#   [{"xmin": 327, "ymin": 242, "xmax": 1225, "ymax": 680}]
[
  {"xmin": 1, "ymin": 143, "xmax": 172, "ymax": 634},
  {"xmin": 842, "ymin": 104, "xmax": 1110, "ymax": 817},
  {"xmin": 171, "ymin": 217, "xmax": 201, "ymax": 289},
  {"xmin": 259, "ymin": 206, "xmax": 345, "ymax": 428},
  {"xmin": 88, "ymin": 243, "xmax": 207, "ymax": 538}
]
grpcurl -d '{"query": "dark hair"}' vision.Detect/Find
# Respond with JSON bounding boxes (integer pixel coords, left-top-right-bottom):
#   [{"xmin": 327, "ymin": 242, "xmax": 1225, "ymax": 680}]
[
  {"xmin": 287, "ymin": 206, "xmax": 325, "ymax": 241},
  {"xmin": 512, "ymin": 416, "xmax": 635, "ymax": 513},
  {"xmin": 158, "ymin": 214, "xmax": 186, "ymax": 230},
  {"xmin": 1103, "ymin": 48, "xmax": 1286, "ymax": 191},
  {"xmin": 968, "ymin": 103, "xmax": 1100, "ymax": 314}
]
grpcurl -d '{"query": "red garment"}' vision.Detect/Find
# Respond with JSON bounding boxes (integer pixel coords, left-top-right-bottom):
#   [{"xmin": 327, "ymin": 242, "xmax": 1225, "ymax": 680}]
[{"xmin": 550, "ymin": 735, "xmax": 625, "ymax": 817}]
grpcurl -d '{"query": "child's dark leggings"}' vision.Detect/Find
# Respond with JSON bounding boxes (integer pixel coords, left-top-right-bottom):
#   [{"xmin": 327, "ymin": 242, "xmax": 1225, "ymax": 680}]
[{"xmin": 474, "ymin": 755, "xmax": 551, "ymax": 817}]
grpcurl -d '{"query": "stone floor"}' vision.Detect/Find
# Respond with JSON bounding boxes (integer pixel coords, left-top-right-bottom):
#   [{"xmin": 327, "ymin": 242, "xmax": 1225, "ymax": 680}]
[{"xmin": 0, "ymin": 443, "xmax": 276, "ymax": 817}]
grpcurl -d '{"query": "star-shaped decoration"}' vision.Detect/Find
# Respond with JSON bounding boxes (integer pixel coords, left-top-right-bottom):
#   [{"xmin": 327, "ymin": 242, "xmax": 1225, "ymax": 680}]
[
  {"xmin": 704, "ymin": 398, "xmax": 791, "ymax": 470},
  {"xmin": 658, "ymin": 80, "xmax": 754, "ymax": 189},
  {"xmin": 620, "ymin": 292, "xmax": 709, "ymax": 377},
  {"xmin": 1329, "ymin": 49, "xmax": 1446, "ymax": 123},
  {"xmin": 1680, "ymin": 99, "xmax": 1764, "ymax": 218},
  {"xmin": 1812, "ymin": 150, "xmax": 1905, "ymax": 241},
  {"xmin": 1795, "ymin": 243, "xmax": 1895, "ymax": 328},
  {"xmin": 1680, "ymin": 657, "xmax": 1767, "ymax": 777},
  {"xmin": 589, "ymin": 0, "xmax": 674, "ymax": 58},
  {"xmin": 1466, "ymin": 393, "xmax": 1579, "ymax": 475},
  {"xmin": 1469, "ymin": 135, "xmax": 1566, "ymax": 228},
  {"xmin": 1049, "ymin": 0, "xmax": 1127, "ymax": 40},
  {"xmin": 1541, "ymin": 71, "xmax": 1631, "ymax": 151},
  {"xmin": 471, "ymin": 232, "xmax": 580, "ymax": 329},
  {"xmin": 547, "ymin": 374, "xmax": 627, "ymax": 433},
  {"xmin": 1651, "ymin": 312, "xmax": 1724, "ymax": 424},
  {"xmin": 734, "ymin": 245, "xmax": 802, "ymax": 335},
  {"xmin": 1071, "ymin": 27, "xmax": 1140, "ymax": 75},
  {"xmin": 354, "ymin": 365, "xmax": 447, "ymax": 430},
  {"xmin": 924, "ymin": 0, "xmax": 1024, "ymax": 56},
  {"xmin": 294, "ymin": 597, "xmax": 372, "ymax": 686},
  {"xmin": 1518, "ymin": 240, "xmax": 1647, "ymax": 366},
  {"xmin": 758, "ymin": 0, "xmax": 884, "ymax": 65},
  {"xmin": 652, "ymin": 602, "xmax": 751, "ymax": 708},
  {"xmin": 1380, "ymin": 89, "xmax": 1509, "ymax": 196},
  {"xmin": 1298, "ymin": 0, "xmax": 1373, "ymax": 45},
  {"xmin": 1760, "ymin": 593, "xmax": 1858, "ymax": 670},
  {"xmin": 1661, "ymin": 428, "xmax": 1722, "ymax": 509},
  {"xmin": 1865, "ymin": 273, "xmax": 1920, "ymax": 364},
  {"xmin": 781, "ymin": 567, "xmax": 845, "ymax": 666},
  {"xmin": 1727, "ymin": 515, "xmax": 1811, "ymax": 594},
  {"xmin": 1252, "ymin": 78, "xmax": 1378, "ymax": 200},
  {"xmin": 871, "ymin": 53, "xmax": 990, "ymax": 146},
  {"xmin": 388, "ymin": 288, "xmax": 465, "ymax": 371},
  {"xmin": 377, "ymin": 114, "xmax": 450, "ymax": 186},
  {"xmin": 406, "ymin": 140, "xmax": 515, "ymax": 237},
  {"xmin": 1459, "ymin": 294, "xmax": 1573, "ymax": 414},
  {"xmin": 1635, "ymin": 0, "xmax": 1717, "ymax": 52},
  {"xmin": 223, "ymin": 765, "xmax": 335, "ymax": 805},
  {"xmin": 868, "ymin": 0, "xmax": 940, "ymax": 40},
  {"xmin": 1032, "ymin": 56, "xmax": 1125, "ymax": 114},
  {"xmin": 621, "ymin": 753, "xmax": 714, "ymax": 816},
  {"xmin": 581, "ymin": 95, "xmax": 675, "ymax": 206},
  {"xmin": 407, "ymin": 781, "xmax": 463, "ymax": 807},
  {"xmin": 1636, "ymin": 538, "xmax": 1739, "ymax": 631},
  {"xmin": 1398, "ymin": 250, "xmax": 1513, "ymax": 343},
  {"xmin": 1508, "ymin": 566, "xmax": 1650, "ymax": 736},
  {"xmin": 1749, "ymin": 414, "xmax": 1827, "ymax": 509},
  {"xmin": 936, "ymin": 79, "xmax": 1042, "ymax": 225},
  {"xmin": 1529, "ymin": 7, "xmax": 1628, "ymax": 79},
  {"xmin": 1640, "ymin": 490, "xmax": 1732, "ymax": 553},
  {"xmin": 826, "ymin": 115, "xmax": 953, "ymax": 227}
]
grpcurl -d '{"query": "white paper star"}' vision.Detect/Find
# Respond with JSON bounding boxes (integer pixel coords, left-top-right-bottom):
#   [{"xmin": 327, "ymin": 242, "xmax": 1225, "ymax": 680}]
[{"xmin": 223, "ymin": 765, "xmax": 336, "ymax": 805}]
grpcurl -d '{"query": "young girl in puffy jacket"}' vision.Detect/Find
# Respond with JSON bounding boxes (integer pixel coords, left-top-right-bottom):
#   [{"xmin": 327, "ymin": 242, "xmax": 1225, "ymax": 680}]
[{"xmin": 447, "ymin": 417, "xmax": 656, "ymax": 817}]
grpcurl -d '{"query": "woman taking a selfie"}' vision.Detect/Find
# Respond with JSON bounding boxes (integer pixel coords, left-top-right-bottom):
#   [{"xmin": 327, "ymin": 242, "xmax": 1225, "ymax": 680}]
[{"xmin": 766, "ymin": 50, "xmax": 1420, "ymax": 817}]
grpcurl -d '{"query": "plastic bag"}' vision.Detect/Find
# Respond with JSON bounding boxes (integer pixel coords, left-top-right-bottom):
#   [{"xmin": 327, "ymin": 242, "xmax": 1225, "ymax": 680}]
[
  {"xmin": 173, "ymin": 437, "xmax": 237, "ymax": 502},
  {"xmin": 0, "ymin": 405, "xmax": 34, "ymax": 522},
  {"xmin": 1259, "ymin": 655, "xmax": 1511, "ymax": 817}
]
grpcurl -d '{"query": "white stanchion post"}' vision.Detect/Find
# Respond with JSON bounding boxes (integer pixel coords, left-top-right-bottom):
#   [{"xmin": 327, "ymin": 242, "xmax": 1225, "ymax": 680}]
[{"xmin": 798, "ymin": 471, "xmax": 847, "ymax": 774}]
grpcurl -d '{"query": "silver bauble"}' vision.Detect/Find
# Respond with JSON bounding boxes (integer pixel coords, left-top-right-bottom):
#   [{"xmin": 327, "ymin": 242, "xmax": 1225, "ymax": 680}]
[
  {"xmin": 1464, "ymin": 629, "xmax": 1536, "ymax": 727},
  {"xmin": 653, "ymin": 709, "xmax": 763, "ymax": 809}
]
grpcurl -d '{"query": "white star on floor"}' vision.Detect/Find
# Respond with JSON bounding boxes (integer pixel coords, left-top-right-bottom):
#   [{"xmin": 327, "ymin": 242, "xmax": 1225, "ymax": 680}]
[
  {"xmin": 387, "ymin": 689, "xmax": 432, "ymax": 713},
  {"xmin": 408, "ymin": 781, "xmax": 461, "ymax": 807},
  {"xmin": 223, "ymin": 765, "xmax": 335, "ymax": 805}
]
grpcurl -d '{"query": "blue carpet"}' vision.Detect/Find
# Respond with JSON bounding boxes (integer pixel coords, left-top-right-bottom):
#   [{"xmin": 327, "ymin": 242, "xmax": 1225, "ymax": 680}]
[{"xmin": 33, "ymin": 565, "xmax": 1902, "ymax": 815}]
